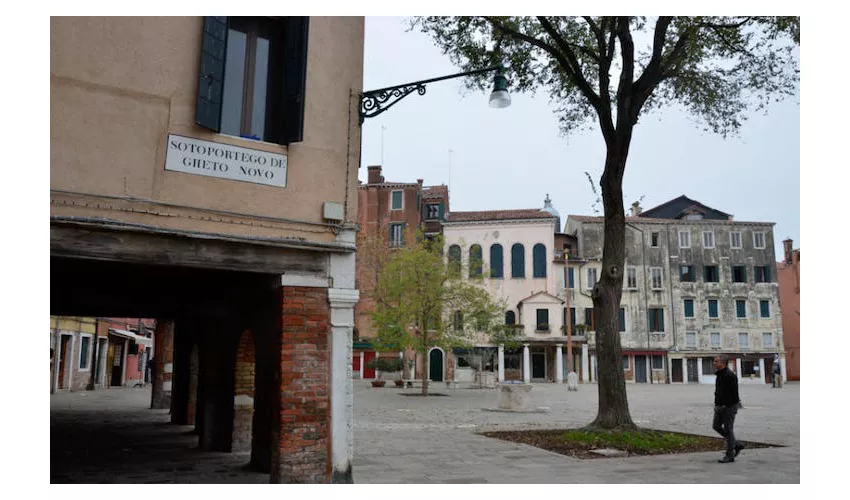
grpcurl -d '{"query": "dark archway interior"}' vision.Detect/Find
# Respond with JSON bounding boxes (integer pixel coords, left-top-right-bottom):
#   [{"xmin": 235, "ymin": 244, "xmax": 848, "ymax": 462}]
[{"xmin": 51, "ymin": 257, "xmax": 280, "ymax": 483}]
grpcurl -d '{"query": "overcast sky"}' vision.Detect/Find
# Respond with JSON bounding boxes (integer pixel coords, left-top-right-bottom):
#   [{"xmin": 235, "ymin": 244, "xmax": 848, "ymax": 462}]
[{"xmin": 359, "ymin": 17, "xmax": 800, "ymax": 262}]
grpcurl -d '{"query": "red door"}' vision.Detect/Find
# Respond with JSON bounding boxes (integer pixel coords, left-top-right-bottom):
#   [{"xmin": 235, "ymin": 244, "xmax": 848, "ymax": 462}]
[
  {"xmin": 352, "ymin": 351, "xmax": 361, "ymax": 375},
  {"xmin": 363, "ymin": 351, "xmax": 376, "ymax": 379}
]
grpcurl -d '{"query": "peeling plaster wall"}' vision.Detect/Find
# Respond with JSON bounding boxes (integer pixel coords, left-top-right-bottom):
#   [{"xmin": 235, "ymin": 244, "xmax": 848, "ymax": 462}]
[{"xmin": 565, "ymin": 216, "xmax": 785, "ymax": 371}]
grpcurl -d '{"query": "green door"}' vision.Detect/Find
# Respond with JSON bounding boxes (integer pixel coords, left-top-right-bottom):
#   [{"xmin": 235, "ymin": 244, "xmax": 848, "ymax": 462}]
[{"xmin": 429, "ymin": 349, "xmax": 443, "ymax": 382}]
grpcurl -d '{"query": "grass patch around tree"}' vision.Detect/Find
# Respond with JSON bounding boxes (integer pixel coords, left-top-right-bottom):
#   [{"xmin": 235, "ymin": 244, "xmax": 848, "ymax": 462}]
[{"xmin": 480, "ymin": 428, "xmax": 779, "ymax": 460}]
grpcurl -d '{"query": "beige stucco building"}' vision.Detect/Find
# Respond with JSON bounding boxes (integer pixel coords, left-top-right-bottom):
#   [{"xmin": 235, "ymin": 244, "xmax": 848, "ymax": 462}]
[
  {"xmin": 51, "ymin": 16, "xmax": 363, "ymax": 483},
  {"xmin": 442, "ymin": 196, "xmax": 587, "ymax": 384}
]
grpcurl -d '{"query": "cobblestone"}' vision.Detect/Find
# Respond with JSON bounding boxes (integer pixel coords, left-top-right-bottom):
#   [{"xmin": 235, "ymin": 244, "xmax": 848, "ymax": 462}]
[{"xmin": 50, "ymin": 381, "xmax": 799, "ymax": 483}]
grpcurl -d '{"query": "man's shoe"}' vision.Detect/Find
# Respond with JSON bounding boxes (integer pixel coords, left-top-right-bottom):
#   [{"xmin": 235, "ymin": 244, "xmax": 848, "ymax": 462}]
[
  {"xmin": 718, "ymin": 456, "xmax": 735, "ymax": 463},
  {"xmin": 734, "ymin": 443, "xmax": 745, "ymax": 457}
]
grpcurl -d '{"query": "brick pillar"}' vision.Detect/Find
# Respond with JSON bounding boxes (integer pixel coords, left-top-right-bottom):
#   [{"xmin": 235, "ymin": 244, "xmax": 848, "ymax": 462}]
[
  {"xmin": 232, "ymin": 330, "xmax": 255, "ymax": 453},
  {"xmin": 151, "ymin": 319, "xmax": 175, "ymax": 409},
  {"xmin": 271, "ymin": 286, "xmax": 331, "ymax": 484}
]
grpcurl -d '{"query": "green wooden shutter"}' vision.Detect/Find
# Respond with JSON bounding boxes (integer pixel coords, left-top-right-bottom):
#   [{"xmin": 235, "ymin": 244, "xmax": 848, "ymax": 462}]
[
  {"xmin": 568, "ymin": 267, "xmax": 574, "ymax": 288},
  {"xmin": 684, "ymin": 299, "xmax": 694, "ymax": 317},
  {"xmin": 659, "ymin": 309, "xmax": 665, "ymax": 331},
  {"xmin": 618, "ymin": 308, "xmax": 626, "ymax": 332},
  {"xmin": 195, "ymin": 16, "xmax": 228, "ymax": 132},
  {"xmin": 533, "ymin": 244, "xmax": 546, "ymax": 278},
  {"xmin": 489, "ymin": 244, "xmax": 503, "ymax": 278},
  {"xmin": 438, "ymin": 202, "xmax": 445, "ymax": 221},
  {"xmin": 280, "ymin": 17, "xmax": 310, "ymax": 144},
  {"xmin": 511, "ymin": 244, "xmax": 525, "ymax": 278}
]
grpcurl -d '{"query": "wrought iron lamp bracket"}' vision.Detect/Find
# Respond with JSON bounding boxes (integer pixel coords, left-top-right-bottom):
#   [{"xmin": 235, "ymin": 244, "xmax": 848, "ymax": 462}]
[
  {"xmin": 358, "ymin": 65, "xmax": 503, "ymax": 124},
  {"xmin": 360, "ymin": 84, "xmax": 426, "ymax": 122}
]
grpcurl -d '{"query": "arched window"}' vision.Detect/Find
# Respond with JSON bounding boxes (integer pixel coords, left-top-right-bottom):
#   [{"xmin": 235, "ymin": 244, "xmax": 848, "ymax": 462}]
[
  {"xmin": 505, "ymin": 310, "xmax": 516, "ymax": 325},
  {"xmin": 490, "ymin": 244, "xmax": 503, "ymax": 278},
  {"xmin": 469, "ymin": 244, "xmax": 483, "ymax": 278},
  {"xmin": 448, "ymin": 244, "xmax": 461, "ymax": 277},
  {"xmin": 533, "ymin": 243, "xmax": 547, "ymax": 278},
  {"xmin": 511, "ymin": 243, "xmax": 525, "ymax": 278}
]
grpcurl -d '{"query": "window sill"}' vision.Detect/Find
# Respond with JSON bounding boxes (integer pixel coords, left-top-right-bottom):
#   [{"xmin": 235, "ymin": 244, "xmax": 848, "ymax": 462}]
[{"xmin": 214, "ymin": 132, "xmax": 289, "ymax": 153}]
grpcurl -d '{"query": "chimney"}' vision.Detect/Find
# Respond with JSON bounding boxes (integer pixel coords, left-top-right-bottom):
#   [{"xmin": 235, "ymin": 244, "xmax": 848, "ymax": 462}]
[
  {"xmin": 630, "ymin": 201, "xmax": 642, "ymax": 217},
  {"xmin": 783, "ymin": 238, "xmax": 793, "ymax": 264},
  {"xmin": 367, "ymin": 165, "xmax": 383, "ymax": 184},
  {"xmin": 417, "ymin": 179, "xmax": 423, "ymax": 185}
]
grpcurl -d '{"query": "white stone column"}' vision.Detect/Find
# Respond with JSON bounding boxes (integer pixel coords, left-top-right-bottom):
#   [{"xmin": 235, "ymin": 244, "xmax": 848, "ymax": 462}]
[
  {"xmin": 497, "ymin": 345, "xmax": 505, "ymax": 382},
  {"xmin": 590, "ymin": 354, "xmax": 597, "ymax": 383},
  {"xmin": 581, "ymin": 344, "xmax": 589, "ymax": 383},
  {"xmin": 779, "ymin": 354, "xmax": 787, "ymax": 383},
  {"xmin": 121, "ymin": 338, "xmax": 128, "ymax": 386},
  {"xmin": 758, "ymin": 358, "xmax": 765, "ymax": 384},
  {"xmin": 736, "ymin": 358, "xmax": 742, "ymax": 376},
  {"xmin": 683, "ymin": 357, "xmax": 689, "ymax": 384},
  {"xmin": 697, "ymin": 357, "xmax": 704, "ymax": 383},
  {"xmin": 327, "ymin": 225, "xmax": 358, "ymax": 483},
  {"xmin": 555, "ymin": 344, "xmax": 564, "ymax": 383},
  {"xmin": 359, "ymin": 351, "xmax": 364, "ymax": 379},
  {"xmin": 522, "ymin": 344, "xmax": 531, "ymax": 383}
]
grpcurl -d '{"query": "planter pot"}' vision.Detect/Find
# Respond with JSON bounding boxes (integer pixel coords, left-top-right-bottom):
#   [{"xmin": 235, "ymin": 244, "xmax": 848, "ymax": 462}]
[
  {"xmin": 393, "ymin": 380, "xmax": 404, "ymax": 387},
  {"xmin": 371, "ymin": 380, "xmax": 386, "ymax": 388}
]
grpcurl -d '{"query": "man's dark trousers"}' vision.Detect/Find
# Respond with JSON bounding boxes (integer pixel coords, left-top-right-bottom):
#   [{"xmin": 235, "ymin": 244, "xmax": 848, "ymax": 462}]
[{"xmin": 713, "ymin": 405, "xmax": 739, "ymax": 458}]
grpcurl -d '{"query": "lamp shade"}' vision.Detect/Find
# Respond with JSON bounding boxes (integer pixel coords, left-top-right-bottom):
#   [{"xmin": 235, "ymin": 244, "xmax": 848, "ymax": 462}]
[{"xmin": 488, "ymin": 72, "xmax": 511, "ymax": 108}]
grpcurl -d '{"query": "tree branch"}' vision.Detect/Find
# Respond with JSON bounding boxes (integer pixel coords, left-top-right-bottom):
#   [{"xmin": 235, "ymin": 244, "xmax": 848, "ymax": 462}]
[
  {"xmin": 535, "ymin": 16, "xmax": 604, "ymax": 114},
  {"xmin": 585, "ymin": 16, "xmax": 616, "ymax": 142},
  {"xmin": 615, "ymin": 17, "xmax": 636, "ymax": 131}
]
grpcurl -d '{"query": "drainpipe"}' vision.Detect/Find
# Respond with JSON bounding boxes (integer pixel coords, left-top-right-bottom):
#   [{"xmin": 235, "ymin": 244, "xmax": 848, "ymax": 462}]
[
  {"xmin": 665, "ymin": 227, "xmax": 677, "ymax": 384},
  {"xmin": 626, "ymin": 222, "xmax": 651, "ymax": 384}
]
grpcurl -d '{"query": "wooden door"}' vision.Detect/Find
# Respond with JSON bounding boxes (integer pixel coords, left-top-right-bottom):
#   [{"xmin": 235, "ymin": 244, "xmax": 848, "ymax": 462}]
[
  {"xmin": 363, "ymin": 351, "xmax": 376, "ymax": 379},
  {"xmin": 429, "ymin": 349, "xmax": 443, "ymax": 382},
  {"xmin": 110, "ymin": 341, "xmax": 123, "ymax": 386},
  {"xmin": 671, "ymin": 358, "xmax": 683, "ymax": 383},
  {"xmin": 532, "ymin": 352, "xmax": 546, "ymax": 379},
  {"xmin": 634, "ymin": 355, "xmax": 648, "ymax": 383}
]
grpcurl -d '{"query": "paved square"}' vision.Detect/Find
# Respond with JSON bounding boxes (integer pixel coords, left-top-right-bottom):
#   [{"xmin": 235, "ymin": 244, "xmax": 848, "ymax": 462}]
[{"xmin": 353, "ymin": 381, "xmax": 799, "ymax": 483}]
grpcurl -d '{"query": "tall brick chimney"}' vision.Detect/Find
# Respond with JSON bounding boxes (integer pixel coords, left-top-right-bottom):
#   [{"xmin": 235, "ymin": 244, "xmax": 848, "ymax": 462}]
[
  {"xmin": 783, "ymin": 238, "xmax": 793, "ymax": 264},
  {"xmin": 367, "ymin": 165, "xmax": 383, "ymax": 184}
]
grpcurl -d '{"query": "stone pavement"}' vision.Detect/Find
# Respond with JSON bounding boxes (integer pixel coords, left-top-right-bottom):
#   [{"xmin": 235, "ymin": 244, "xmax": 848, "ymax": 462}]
[
  {"xmin": 50, "ymin": 381, "xmax": 799, "ymax": 483},
  {"xmin": 352, "ymin": 381, "xmax": 800, "ymax": 483}
]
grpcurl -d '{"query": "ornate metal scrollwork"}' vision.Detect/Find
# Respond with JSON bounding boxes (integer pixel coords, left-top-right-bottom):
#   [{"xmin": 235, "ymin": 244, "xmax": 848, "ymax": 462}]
[{"xmin": 360, "ymin": 84, "xmax": 427, "ymax": 122}]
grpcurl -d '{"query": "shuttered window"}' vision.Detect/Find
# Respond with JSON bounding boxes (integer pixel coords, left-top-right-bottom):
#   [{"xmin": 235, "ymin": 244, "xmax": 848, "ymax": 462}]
[
  {"xmin": 511, "ymin": 244, "xmax": 525, "ymax": 278},
  {"xmin": 490, "ymin": 244, "xmax": 503, "ymax": 278},
  {"xmin": 584, "ymin": 308, "xmax": 595, "ymax": 331},
  {"xmin": 648, "ymin": 308, "xmax": 664, "ymax": 332},
  {"xmin": 760, "ymin": 300, "xmax": 770, "ymax": 318},
  {"xmin": 448, "ymin": 245, "xmax": 461, "ymax": 277},
  {"xmin": 683, "ymin": 299, "xmax": 695, "ymax": 318},
  {"xmin": 195, "ymin": 16, "xmax": 309, "ymax": 144},
  {"xmin": 469, "ymin": 245, "xmax": 483, "ymax": 279},
  {"xmin": 736, "ymin": 300, "xmax": 747, "ymax": 318},
  {"xmin": 505, "ymin": 311, "xmax": 516, "ymax": 325},
  {"xmin": 532, "ymin": 244, "xmax": 547, "ymax": 278},
  {"xmin": 618, "ymin": 308, "xmax": 626, "ymax": 332},
  {"xmin": 708, "ymin": 299, "xmax": 719, "ymax": 318}
]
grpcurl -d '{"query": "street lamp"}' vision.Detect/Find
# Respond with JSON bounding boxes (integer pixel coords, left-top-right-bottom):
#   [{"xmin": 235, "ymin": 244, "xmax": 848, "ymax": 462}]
[{"xmin": 359, "ymin": 65, "xmax": 510, "ymax": 123}]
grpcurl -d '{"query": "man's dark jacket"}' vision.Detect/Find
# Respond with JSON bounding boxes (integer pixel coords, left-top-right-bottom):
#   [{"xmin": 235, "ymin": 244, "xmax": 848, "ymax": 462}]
[{"xmin": 714, "ymin": 367, "xmax": 740, "ymax": 407}]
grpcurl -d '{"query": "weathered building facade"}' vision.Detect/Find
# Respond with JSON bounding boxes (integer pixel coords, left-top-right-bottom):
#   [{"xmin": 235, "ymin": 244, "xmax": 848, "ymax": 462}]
[
  {"xmin": 565, "ymin": 196, "xmax": 786, "ymax": 385},
  {"xmin": 51, "ymin": 16, "xmax": 363, "ymax": 482},
  {"xmin": 777, "ymin": 238, "xmax": 800, "ymax": 381}
]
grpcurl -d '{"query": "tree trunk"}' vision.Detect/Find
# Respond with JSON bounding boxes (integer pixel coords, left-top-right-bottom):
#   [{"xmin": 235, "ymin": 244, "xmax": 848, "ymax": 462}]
[
  {"xmin": 421, "ymin": 352, "xmax": 429, "ymax": 396},
  {"xmin": 589, "ymin": 143, "xmax": 637, "ymax": 430}
]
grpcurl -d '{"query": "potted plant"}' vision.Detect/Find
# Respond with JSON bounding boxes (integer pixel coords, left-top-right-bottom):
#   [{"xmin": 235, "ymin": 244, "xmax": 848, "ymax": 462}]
[{"xmin": 367, "ymin": 357, "xmax": 402, "ymax": 387}]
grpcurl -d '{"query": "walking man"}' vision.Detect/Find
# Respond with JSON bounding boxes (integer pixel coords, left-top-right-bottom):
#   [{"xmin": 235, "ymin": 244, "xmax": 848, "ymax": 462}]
[{"xmin": 713, "ymin": 355, "xmax": 744, "ymax": 463}]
